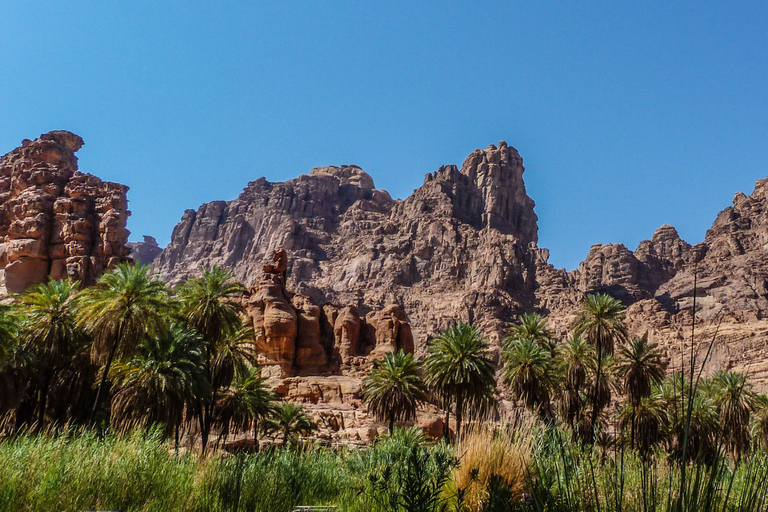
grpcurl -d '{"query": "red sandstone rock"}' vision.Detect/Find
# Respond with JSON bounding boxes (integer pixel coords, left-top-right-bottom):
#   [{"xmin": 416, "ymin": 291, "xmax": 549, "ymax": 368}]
[{"xmin": 0, "ymin": 131, "xmax": 130, "ymax": 292}]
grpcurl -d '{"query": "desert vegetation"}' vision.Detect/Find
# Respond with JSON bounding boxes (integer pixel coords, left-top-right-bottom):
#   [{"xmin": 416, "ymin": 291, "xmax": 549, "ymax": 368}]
[{"xmin": 2, "ymin": 264, "xmax": 768, "ymax": 511}]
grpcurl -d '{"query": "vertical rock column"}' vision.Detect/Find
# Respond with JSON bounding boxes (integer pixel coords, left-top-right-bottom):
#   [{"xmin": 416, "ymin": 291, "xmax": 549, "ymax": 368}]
[{"xmin": 0, "ymin": 131, "xmax": 130, "ymax": 292}]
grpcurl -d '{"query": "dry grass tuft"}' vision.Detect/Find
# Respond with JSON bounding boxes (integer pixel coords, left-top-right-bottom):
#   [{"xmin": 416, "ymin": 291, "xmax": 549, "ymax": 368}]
[{"xmin": 454, "ymin": 411, "xmax": 539, "ymax": 509}]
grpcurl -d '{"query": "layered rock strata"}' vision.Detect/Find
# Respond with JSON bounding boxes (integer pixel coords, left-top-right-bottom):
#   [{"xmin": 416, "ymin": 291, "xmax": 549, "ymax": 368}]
[
  {"xmin": 0, "ymin": 131, "xmax": 130, "ymax": 292},
  {"xmin": 127, "ymin": 235, "xmax": 162, "ymax": 265}
]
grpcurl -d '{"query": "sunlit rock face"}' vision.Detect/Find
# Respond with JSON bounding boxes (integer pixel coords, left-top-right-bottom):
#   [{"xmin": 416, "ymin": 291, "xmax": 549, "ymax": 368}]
[
  {"xmin": 0, "ymin": 131, "xmax": 130, "ymax": 292},
  {"xmin": 245, "ymin": 249, "xmax": 415, "ymax": 377},
  {"xmin": 154, "ymin": 142, "xmax": 541, "ymax": 346}
]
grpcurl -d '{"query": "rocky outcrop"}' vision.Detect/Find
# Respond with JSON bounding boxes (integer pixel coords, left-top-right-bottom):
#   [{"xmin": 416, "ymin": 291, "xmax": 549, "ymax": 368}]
[
  {"xmin": 247, "ymin": 249, "xmax": 415, "ymax": 377},
  {"xmin": 154, "ymin": 142, "xmax": 540, "ymax": 345},
  {"xmin": 153, "ymin": 137, "xmax": 768, "ymax": 405},
  {"xmin": 0, "ymin": 131, "xmax": 130, "ymax": 292},
  {"xmin": 127, "ymin": 235, "xmax": 162, "ymax": 266}
]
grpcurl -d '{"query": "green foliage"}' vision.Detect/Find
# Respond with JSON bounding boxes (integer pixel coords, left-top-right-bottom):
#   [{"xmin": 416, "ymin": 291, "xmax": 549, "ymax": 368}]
[
  {"xmin": 360, "ymin": 436, "xmax": 459, "ymax": 512},
  {"xmin": 362, "ymin": 349, "xmax": 428, "ymax": 433},
  {"xmin": 75, "ymin": 263, "xmax": 169, "ymax": 422},
  {"xmin": 263, "ymin": 401, "xmax": 318, "ymax": 447},
  {"xmin": 108, "ymin": 323, "xmax": 207, "ymax": 436},
  {"xmin": 424, "ymin": 322, "xmax": 497, "ymax": 439},
  {"xmin": 215, "ymin": 367, "xmax": 276, "ymax": 442},
  {"xmin": 502, "ymin": 337, "xmax": 557, "ymax": 415},
  {"xmin": 505, "ymin": 313, "xmax": 553, "ymax": 352}
]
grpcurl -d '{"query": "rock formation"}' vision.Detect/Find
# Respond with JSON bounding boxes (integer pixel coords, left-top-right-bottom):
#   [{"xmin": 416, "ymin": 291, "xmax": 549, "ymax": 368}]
[
  {"xmin": 127, "ymin": 235, "xmax": 162, "ymax": 266},
  {"xmin": 0, "ymin": 131, "xmax": 130, "ymax": 292},
  {"xmin": 247, "ymin": 249, "xmax": 415, "ymax": 377},
  {"xmin": 154, "ymin": 140, "xmax": 768, "ymax": 397},
  {"xmin": 154, "ymin": 142, "xmax": 540, "ymax": 345}
]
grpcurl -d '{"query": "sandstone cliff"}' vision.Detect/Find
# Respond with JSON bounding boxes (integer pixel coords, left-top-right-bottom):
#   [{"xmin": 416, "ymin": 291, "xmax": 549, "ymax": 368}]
[
  {"xmin": 0, "ymin": 131, "xmax": 130, "ymax": 292},
  {"xmin": 154, "ymin": 141, "xmax": 768, "ymax": 401},
  {"xmin": 154, "ymin": 142, "xmax": 540, "ymax": 346}
]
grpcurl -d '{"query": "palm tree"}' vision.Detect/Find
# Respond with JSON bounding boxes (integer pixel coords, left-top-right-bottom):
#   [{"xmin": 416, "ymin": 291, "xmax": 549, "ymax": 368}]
[
  {"xmin": 502, "ymin": 337, "xmax": 557, "ymax": 417},
  {"xmin": 619, "ymin": 391, "xmax": 667, "ymax": 459},
  {"xmin": 711, "ymin": 370, "xmax": 755, "ymax": 460},
  {"xmin": 75, "ymin": 263, "xmax": 168, "ymax": 422},
  {"xmin": 424, "ymin": 322, "xmax": 496, "ymax": 440},
  {"xmin": 0, "ymin": 305, "xmax": 22, "ymax": 422},
  {"xmin": 108, "ymin": 323, "xmax": 207, "ymax": 439},
  {"xmin": 362, "ymin": 349, "xmax": 428, "ymax": 433},
  {"xmin": 215, "ymin": 367, "xmax": 276, "ymax": 447},
  {"xmin": 588, "ymin": 354, "xmax": 617, "ymax": 425},
  {"xmin": 616, "ymin": 335, "xmax": 665, "ymax": 449},
  {"xmin": 573, "ymin": 293, "xmax": 628, "ymax": 357},
  {"xmin": 506, "ymin": 313, "xmax": 553, "ymax": 351},
  {"xmin": 0, "ymin": 303, "xmax": 19, "ymax": 366},
  {"xmin": 17, "ymin": 279, "xmax": 84, "ymax": 431},
  {"xmin": 263, "ymin": 401, "xmax": 318, "ymax": 447},
  {"xmin": 752, "ymin": 394, "xmax": 768, "ymax": 451},
  {"xmin": 177, "ymin": 265, "xmax": 246, "ymax": 452},
  {"xmin": 661, "ymin": 373, "xmax": 719, "ymax": 462},
  {"xmin": 557, "ymin": 335, "xmax": 595, "ymax": 432},
  {"xmin": 573, "ymin": 293, "xmax": 627, "ymax": 439}
]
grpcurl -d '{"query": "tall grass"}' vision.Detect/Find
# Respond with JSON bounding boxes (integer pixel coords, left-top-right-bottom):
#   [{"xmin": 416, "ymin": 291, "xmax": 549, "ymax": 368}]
[
  {"xmin": 525, "ymin": 427, "xmax": 768, "ymax": 512},
  {"xmin": 453, "ymin": 414, "xmax": 536, "ymax": 510},
  {"xmin": 0, "ymin": 429, "xmax": 354, "ymax": 512}
]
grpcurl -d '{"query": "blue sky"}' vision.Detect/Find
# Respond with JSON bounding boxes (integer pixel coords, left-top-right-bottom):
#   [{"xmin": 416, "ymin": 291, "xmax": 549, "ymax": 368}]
[{"xmin": 1, "ymin": 1, "xmax": 766, "ymax": 270}]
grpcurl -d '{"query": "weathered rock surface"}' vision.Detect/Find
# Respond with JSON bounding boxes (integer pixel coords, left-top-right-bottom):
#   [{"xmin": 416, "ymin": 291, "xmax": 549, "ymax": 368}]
[
  {"xmin": 127, "ymin": 235, "xmax": 162, "ymax": 265},
  {"xmin": 154, "ymin": 142, "xmax": 540, "ymax": 346},
  {"xmin": 247, "ymin": 249, "xmax": 415, "ymax": 377},
  {"xmin": 153, "ymin": 139, "xmax": 768, "ymax": 434},
  {"xmin": 0, "ymin": 131, "xmax": 130, "ymax": 292}
]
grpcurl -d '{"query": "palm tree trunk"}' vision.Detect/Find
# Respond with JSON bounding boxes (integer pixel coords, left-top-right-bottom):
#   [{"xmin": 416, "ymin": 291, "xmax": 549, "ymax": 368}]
[
  {"xmin": 90, "ymin": 322, "xmax": 125, "ymax": 424},
  {"xmin": 444, "ymin": 405, "xmax": 450, "ymax": 441},
  {"xmin": 197, "ymin": 404, "xmax": 209, "ymax": 454},
  {"xmin": 36, "ymin": 370, "xmax": 52, "ymax": 433},
  {"xmin": 591, "ymin": 341, "xmax": 604, "ymax": 442},
  {"xmin": 389, "ymin": 411, "xmax": 395, "ymax": 434},
  {"xmin": 456, "ymin": 393, "xmax": 464, "ymax": 441}
]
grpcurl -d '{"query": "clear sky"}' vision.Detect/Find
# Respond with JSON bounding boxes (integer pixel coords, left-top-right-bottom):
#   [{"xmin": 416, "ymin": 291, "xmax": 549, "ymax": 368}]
[{"xmin": 1, "ymin": 1, "xmax": 766, "ymax": 270}]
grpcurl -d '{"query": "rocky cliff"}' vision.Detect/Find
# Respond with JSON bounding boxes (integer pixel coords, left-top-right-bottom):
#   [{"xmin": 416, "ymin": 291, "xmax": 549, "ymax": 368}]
[
  {"xmin": 0, "ymin": 131, "xmax": 130, "ymax": 292},
  {"xmin": 126, "ymin": 235, "xmax": 162, "ymax": 266},
  {"xmin": 154, "ymin": 140, "xmax": 768, "ymax": 397},
  {"xmin": 154, "ymin": 142, "xmax": 540, "ymax": 346}
]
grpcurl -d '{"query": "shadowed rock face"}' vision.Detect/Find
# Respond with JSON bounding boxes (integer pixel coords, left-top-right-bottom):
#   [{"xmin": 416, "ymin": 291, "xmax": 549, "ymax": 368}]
[
  {"xmin": 127, "ymin": 235, "xmax": 162, "ymax": 266},
  {"xmin": 0, "ymin": 131, "xmax": 130, "ymax": 292}
]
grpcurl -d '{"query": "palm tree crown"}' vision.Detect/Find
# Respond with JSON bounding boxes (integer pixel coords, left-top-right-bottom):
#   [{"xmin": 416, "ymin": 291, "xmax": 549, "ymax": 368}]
[
  {"xmin": 362, "ymin": 349, "xmax": 428, "ymax": 433},
  {"xmin": 75, "ymin": 263, "xmax": 169, "ymax": 421},
  {"xmin": 502, "ymin": 337, "xmax": 557, "ymax": 415},
  {"xmin": 215, "ymin": 367, "xmax": 276, "ymax": 443},
  {"xmin": 712, "ymin": 370, "xmax": 755, "ymax": 459},
  {"xmin": 617, "ymin": 335, "xmax": 665, "ymax": 407},
  {"xmin": 506, "ymin": 312, "xmax": 553, "ymax": 351},
  {"xmin": 573, "ymin": 293, "xmax": 628, "ymax": 357},
  {"xmin": 176, "ymin": 265, "xmax": 245, "ymax": 345},
  {"xmin": 424, "ymin": 322, "xmax": 496, "ymax": 440},
  {"xmin": 109, "ymin": 323, "xmax": 207, "ymax": 436},
  {"xmin": 263, "ymin": 401, "xmax": 318, "ymax": 446}
]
